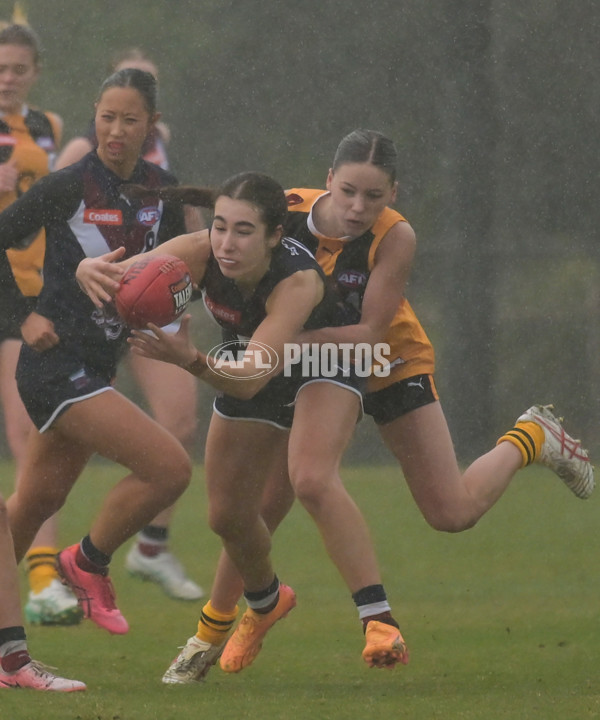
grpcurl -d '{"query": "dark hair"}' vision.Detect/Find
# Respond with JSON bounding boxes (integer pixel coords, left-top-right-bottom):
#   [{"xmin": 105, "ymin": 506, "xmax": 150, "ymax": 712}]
[
  {"xmin": 0, "ymin": 23, "xmax": 41, "ymax": 65},
  {"xmin": 332, "ymin": 129, "xmax": 397, "ymax": 183},
  {"xmin": 218, "ymin": 172, "xmax": 287, "ymax": 235},
  {"xmin": 125, "ymin": 172, "xmax": 287, "ymax": 236},
  {"xmin": 96, "ymin": 68, "xmax": 158, "ymax": 116}
]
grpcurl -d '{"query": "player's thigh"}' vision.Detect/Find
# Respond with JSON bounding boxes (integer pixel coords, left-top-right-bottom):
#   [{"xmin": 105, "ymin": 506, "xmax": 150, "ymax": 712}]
[
  {"xmin": 204, "ymin": 411, "xmax": 287, "ymax": 516},
  {"xmin": 54, "ymin": 389, "xmax": 191, "ymax": 483},
  {"xmin": 13, "ymin": 426, "xmax": 92, "ymax": 511},
  {"xmin": 377, "ymin": 401, "xmax": 464, "ymax": 507},
  {"xmin": 289, "ymin": 381, "xmax": 360, "ymax": 476}
]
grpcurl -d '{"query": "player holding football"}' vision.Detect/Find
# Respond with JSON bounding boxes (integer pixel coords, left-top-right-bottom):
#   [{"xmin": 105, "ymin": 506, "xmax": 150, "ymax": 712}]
[
  {"xmin": 0, "ymin": 67, "xmax": 193, "ymax": 635},
  {"xmin": 130, "ymin": 130, "xmax": 591, "ymax": 684},
  {"xmin": 77, "ymin": 170, "xmax": 409, "ymax": 676}
]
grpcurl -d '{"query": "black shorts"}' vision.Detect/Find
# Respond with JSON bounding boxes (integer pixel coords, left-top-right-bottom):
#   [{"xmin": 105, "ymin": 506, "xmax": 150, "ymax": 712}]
[
  {"xmin": 0, "ymin": 296, "xmax": 37, "ymax": 343},
  {"xmin": 214, "ymin": 364, "xmax": 365, "ymax": 430},
  {"xmin": 16, "ymin": 343, "xmax": 115, "ymax": 432},
  {"xmin": 363, "ymin": 373, "xmax": 438, "ymax": 425}
]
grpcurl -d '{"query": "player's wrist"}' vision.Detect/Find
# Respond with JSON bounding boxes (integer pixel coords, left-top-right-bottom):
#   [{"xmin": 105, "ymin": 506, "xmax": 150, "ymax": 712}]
[{"xmin": 185, "ymin": 349, "xmax": 209, "ymax": 377}]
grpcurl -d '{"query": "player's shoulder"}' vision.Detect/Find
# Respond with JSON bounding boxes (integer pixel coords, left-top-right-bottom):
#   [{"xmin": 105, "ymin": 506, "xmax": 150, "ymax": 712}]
[{"xmin": 371, "ymin": 205, "xmax": 410, "ymax": 239}]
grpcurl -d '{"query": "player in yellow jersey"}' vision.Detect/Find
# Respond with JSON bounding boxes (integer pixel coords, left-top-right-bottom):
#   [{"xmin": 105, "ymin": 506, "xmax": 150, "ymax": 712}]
[
  {"xmin": 0, "ymin": 21, "xmax": 83, "ymax": 626},
  {"xmin": 160, "ymin": 130, "xmax": 593, "ymax": 684},
  {"xmin": 285, "ymin": 129, "xmax": 593, "ymax": 526}
]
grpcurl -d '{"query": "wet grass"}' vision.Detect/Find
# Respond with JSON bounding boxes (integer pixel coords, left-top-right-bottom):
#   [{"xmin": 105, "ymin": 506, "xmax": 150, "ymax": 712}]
[{"xmin": 1, "ymin": 461, "xmax": 599, "ymax": 719}]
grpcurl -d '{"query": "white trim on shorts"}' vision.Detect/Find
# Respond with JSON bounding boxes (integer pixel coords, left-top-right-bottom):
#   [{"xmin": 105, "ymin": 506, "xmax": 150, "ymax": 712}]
[
  {"xmin": 291, "ymin": 377, "xmax": 364, "ymax": 420},
  {"xmin": 39, "ymin": 386, "xmax": 115, "ymax": 433},
  {"xmin": 211, "ymin": 399, "xmax": 290, "ymax": 432}
]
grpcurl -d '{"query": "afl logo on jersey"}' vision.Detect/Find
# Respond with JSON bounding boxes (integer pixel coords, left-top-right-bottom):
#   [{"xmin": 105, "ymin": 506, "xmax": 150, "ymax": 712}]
[
  {"xmin": 84, "ymin": 209, "xmax": 123, "ymax": 226},
  {"xmin": 337, "ymin": 270, "xmax": 367, "ymax": 288},
  {"xmin": 137, "ymin": 206, "xmax": 161, "ymax": 226}
]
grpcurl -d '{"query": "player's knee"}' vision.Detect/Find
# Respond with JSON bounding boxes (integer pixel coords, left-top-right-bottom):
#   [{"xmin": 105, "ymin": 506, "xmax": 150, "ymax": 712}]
[
  {"xmin": 289, "ymin": 466, "xmax": 330, "ymax": 512},
  {"xmin": 155, "ymin": 450, "xmax": 192, "ymax": 501},
  {"xmin": 208, "ymin": 506, "xmax": 242, "ymax": 540},
  {"xmin": 422, "ymin": 507, "xmax": 478, "ymax": 533}
]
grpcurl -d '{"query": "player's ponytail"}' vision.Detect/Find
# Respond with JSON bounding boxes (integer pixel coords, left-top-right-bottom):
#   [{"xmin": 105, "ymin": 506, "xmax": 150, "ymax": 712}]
[{"xmin": 121, "ymin": 184, "xmax": 216, "ymax": 209}]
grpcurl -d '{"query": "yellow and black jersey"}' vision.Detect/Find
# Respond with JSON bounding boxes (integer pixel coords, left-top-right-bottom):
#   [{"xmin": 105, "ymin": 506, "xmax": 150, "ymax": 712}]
[
  {"xmin": 285, "ymin": 188, "xmax": 435, "ymax": 392},
  {"xmin": 0, "ymin": 106, "xmax": 62, "ymax": 296}
]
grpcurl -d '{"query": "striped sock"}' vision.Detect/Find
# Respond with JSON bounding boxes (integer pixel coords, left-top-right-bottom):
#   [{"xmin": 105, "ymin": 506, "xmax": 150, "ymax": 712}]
[
  {"xmin": 196, "ymin": 600, "xmax": 238, "ymax": 645},
  {"xmin": 25, "ymin": 546, "xmax": 59, "ymax": 593},
  {"xmin": 497, "ymin": 421, "xmax": 545, "ymax": 467},
  {"xmin": 244, "ymin": 576, "xmax": 280, "ymax": 615},
  {"xmin": 0, "ymin": 627, "xmax": 30, "ymax": 672},
  {"xmin": 352, "ymin": 584, "xmax": 399, "ymax": 631}
]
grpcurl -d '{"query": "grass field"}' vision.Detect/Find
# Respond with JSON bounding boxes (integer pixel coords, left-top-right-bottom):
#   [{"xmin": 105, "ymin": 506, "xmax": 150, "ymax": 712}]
[{"xmin": 1, "ymin": 461, "xmax": 599, "ymax": 720}]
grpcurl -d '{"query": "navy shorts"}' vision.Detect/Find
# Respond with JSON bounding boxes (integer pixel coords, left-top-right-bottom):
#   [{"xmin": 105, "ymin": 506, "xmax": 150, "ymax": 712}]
[
  {"xmin": 214, "ymin": 364, "xmax": 365, "ymax": 430},
  {"xmin": 16, "ymin": 343, "xmax": 115, "ymax": 432},
  {"xmin": 363, "ymin": 373, "xmax": 438, "ymax": 425}
]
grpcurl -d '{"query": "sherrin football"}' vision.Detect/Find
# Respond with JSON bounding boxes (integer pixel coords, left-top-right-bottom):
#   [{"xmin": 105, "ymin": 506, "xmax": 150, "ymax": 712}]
[{"xmin": 115, "ymin": 254, "xmax": 193, "ymax": 329}]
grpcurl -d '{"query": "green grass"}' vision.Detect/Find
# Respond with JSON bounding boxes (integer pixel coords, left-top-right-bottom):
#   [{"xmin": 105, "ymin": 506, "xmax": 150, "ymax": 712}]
[{"xmin": 1, "ymin": 462, "xmax": 600, "ymax": 719}]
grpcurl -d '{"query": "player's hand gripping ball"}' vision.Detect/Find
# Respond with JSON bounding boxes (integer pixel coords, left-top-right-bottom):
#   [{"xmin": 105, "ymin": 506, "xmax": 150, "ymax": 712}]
[{"xmin": 115, "ymin": 254, "xmax": 193, "ymax": 329}]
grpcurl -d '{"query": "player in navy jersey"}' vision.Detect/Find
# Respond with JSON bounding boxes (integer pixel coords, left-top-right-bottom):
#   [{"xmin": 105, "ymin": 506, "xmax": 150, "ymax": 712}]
[
  {"xmin": 0, "ymin": 68, "xmax": 193, "ymax": 637},
  {"xmin": 54, "ymin": 47, "xmax": 204, "ymax": 604},
  {"xmin": 77, "ymin": 171, "xmax": 408, "ymax": 683}
]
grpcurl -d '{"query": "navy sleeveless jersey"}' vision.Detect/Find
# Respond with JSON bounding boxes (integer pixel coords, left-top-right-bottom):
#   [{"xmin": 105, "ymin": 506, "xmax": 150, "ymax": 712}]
[{"xmin": 0, "ymin": 150, "xmax": 185, "ymax": 375}]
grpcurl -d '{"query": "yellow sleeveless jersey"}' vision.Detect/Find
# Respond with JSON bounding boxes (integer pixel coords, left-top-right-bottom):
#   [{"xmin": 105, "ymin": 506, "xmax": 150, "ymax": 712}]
[
  {"xmin": 285, "ymin": 188, "xmax": 435, "ymax": 392},
  {"xmin": 0, "ymin": 108, "xmax": 62, "ymax": 296}
]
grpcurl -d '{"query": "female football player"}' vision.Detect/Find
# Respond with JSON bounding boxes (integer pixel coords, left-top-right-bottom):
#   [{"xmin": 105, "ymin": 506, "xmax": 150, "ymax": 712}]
[
  {"xmin": 51, "ymin": 47, "xmax": 204, "ymax": 605},
  {"xmin": 0, "ymin": 20, "xmax": 85, "ymax": 626},
  {"xmin": 0, "ymin": 67, "xmax": 193, "ymax": 636},
  {"xmin": 155, "ymin": 130, "xmax": 592, "ymax": 684},
  {"xmin": 77, "ymin": 171, "xmax": 409, "ymax": 678}
]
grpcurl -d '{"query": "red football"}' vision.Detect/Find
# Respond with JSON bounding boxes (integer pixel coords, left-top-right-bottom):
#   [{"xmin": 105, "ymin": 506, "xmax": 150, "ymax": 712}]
[{"xmin": 115, "ymin": 254, "xmax": 193, "ymax": 329}]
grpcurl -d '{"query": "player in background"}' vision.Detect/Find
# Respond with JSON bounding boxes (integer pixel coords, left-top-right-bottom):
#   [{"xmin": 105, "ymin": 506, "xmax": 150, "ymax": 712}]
[
  {"xmin": 0, "ymin": 490, "xmax": 85, "ymax": 691},
  {"xmin": 0, "ymin": 67, "xmax": 193, "ymax": 636},
  {"xmin": 46, "ymin": 48, "xmax": 204, "ymax": 604},
  {"xmin": 154, "ymin": 130, "xmax": 592, "ymax": 684},
  {"xmin": 0, "ymin": 15, "xmax": 87, "ymax": 627},
  {"xmin": 77, "ymin": 171, "xmax": 409, "ymax": 680}
]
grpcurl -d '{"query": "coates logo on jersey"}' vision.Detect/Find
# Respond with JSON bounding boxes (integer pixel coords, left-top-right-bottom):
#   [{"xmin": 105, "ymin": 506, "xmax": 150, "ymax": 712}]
[
  {"xmin": 137, "ymin": 206, "xmax": 161, "ymax": 226},
  {"xmin": 337, "ymin": 270, "xmax": 367, "ymax": 289},
  {"xmin": 207, "ymin": 340, "xmax": 279, "ymax": 380},
  {"xmin": 84, "ymin": 209, "xmax": 123, "ymax": 226}
]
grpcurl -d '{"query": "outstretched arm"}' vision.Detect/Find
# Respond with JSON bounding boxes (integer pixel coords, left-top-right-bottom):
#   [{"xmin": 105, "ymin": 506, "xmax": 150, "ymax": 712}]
[
  {"xmin": 76, "ymin": 230, "xmax": 211, "ymax": 308},
  {"xmin": 129, "ymin": 268, "xmax": 324, "ymax": 399}
]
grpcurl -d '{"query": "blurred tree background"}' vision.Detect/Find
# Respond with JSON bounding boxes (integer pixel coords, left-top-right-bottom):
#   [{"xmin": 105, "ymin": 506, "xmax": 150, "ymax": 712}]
[{"xmin": 2, "ymin": 0, "xmax": 599, "ymax": 464}]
